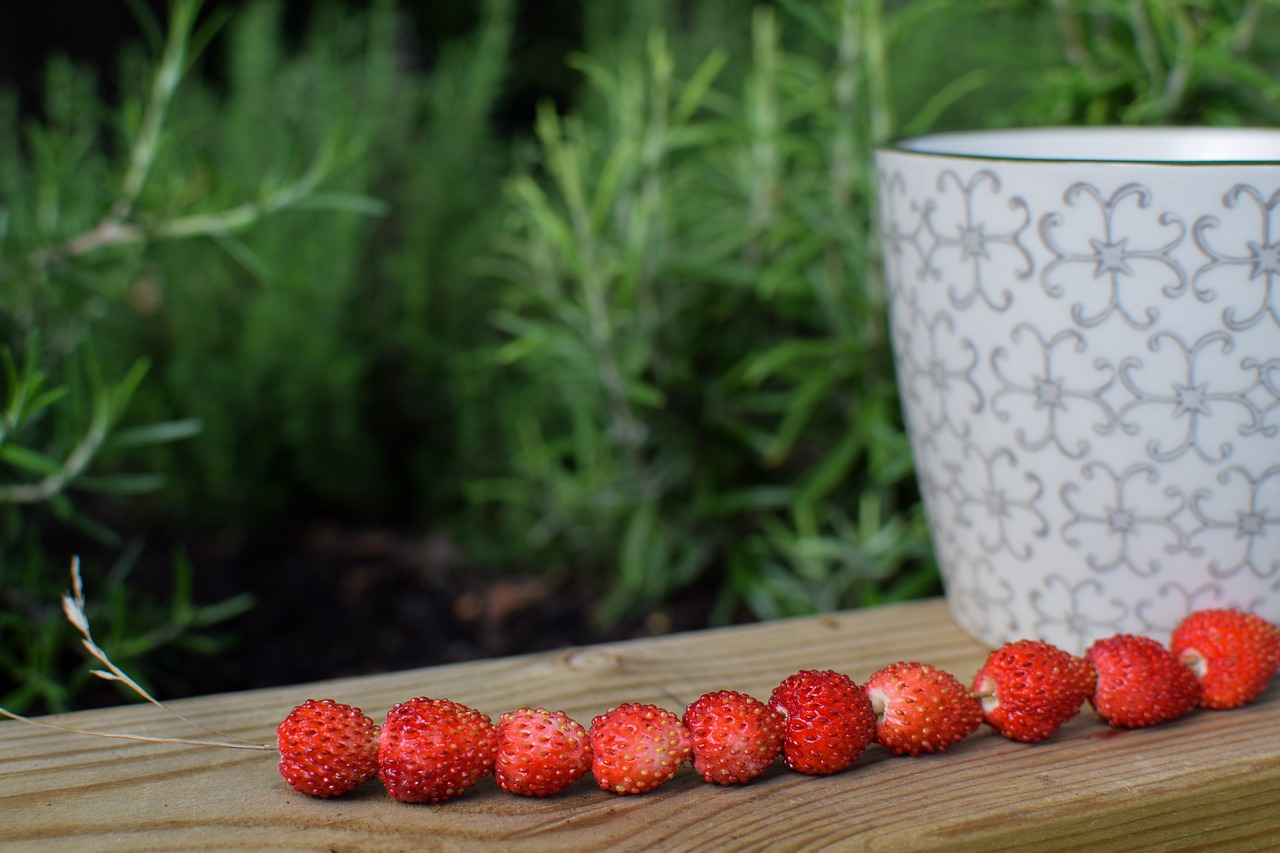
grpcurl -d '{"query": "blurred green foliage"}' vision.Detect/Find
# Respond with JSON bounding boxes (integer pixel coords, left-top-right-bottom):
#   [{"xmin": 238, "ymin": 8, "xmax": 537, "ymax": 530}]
[{"xmin": 3, "ymin": 0, "xmax": 1279, "ymax": 710}]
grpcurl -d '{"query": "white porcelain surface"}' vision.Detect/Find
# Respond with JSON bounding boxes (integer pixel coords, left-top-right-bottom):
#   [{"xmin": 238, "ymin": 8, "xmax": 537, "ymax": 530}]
[
  {"xmin": 896, "ymin": 126, "xmax": 1280, "ymax": 162},
  {"xmin": 876, "ymin": 127, "xmax": 1280, "ymax": 654}
]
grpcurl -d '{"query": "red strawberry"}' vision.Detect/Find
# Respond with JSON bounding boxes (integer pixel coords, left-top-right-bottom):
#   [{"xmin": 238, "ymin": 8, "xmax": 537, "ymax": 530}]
[
  {"xmin": 493, "ymin": 707, "xmax": 592, "ymax": 797},
  {"xmin": 276, "ymin": 699, "xmax": 380, "ymax": 798},
  {"xmin": 971, "ymin": 639, "xmax": 1096, "ymax": 743},
  {"xmin": 864, "ymin": 661, "xmax": 982, "ymax": 756},
  {"xmin": 682, "ymin": 690, "xmax": 784, "ymax": 785},
  {"xmin": 589, "ymin": 702, "xmax": 692, "ymax": 795},
  {"xmin": 377, "ymin": 697, "xmax": 497, "ymax": 803},
  {"xmin": 1170, "ymin": 609, "xmax": 1280, "ymax": 710},
  {"xmin": 768, "ymin": 670, "xmax": 875, "ymax": 775},
  {"xmin": 1085, "ymin": 634, "xmax": 1201, "ymax": 728}
]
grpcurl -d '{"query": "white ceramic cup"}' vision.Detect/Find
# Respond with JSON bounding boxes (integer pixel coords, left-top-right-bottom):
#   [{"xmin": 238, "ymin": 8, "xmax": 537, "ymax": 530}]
[{"xmin": 875, "ymin": 127, "xmax": 1280, "ymax": 654}]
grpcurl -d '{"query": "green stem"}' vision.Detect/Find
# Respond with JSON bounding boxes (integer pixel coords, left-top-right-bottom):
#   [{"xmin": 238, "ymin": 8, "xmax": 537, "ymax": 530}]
[
  {"xmin": 43, "ymin": 141, "xmax": 338, "ymax": 262},
  {"xmin": 1129, "ymin": 0, "xmax": 1165, "ymax": 116},
  {"xmin": 116, "ymin": 0, "xmax": 202, "ymax": 220},
  {"xmin": 538, "ymin": 106, "xmax": 644, "ymax": 460},
  {"xmin": 1053, "ymin": 0, "xmax": 1090, "ymax": 70},
  {"xmin": 0, "ymin": 386, "xmax": 109, "ymax": 504},
  {"xmin": 1231, "ymin": 0, "xmax": 1262, "ymax": 54},
  {"xmin": 862, "ymin": 0, "xmax": 891, "ymax": 147},
  {"xmin": 745, "ymin": 5, "xmax": 780, "ymax": 265},
  {"xmin": 1159, "ymin": 3, "xmax": 1195, "ymax": 119},
  {"xmin": 830, "ymin": 0, "xmax": 858, "ymax": 211}
]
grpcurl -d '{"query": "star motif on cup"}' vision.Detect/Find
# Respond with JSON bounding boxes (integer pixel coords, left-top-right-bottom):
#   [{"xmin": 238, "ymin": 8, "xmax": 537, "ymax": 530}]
[
  {"xmin": 1060, "ymin": 461, "xmax": 1188, "ymax": 577},
  {"xmin": 1118, "ymin": 330, "xmax": 1270, "ymax": 463},
  {"xmin": 1246, "ymin": 239, "xmax": 1280, "ymax": 280},
  {"xmin": 1032, "ymin": 375, "xmax": 1065, "ymax": 409},
  {"xmin": 957, "ymin": 223, "xmax": 990, "ymax": 260},
  {"xmin": 982, "ymin": 487, "xmax": 1009, "ymax": 519},
  {"xmin": 1105, "ymin": 506, "xmax": 1135, "ymax": 534},
  {"xmin": 1040, "ymin": 182, "xmax": 1187, "ymax": 328},
  {"xmin": 951, "ymin": 444, "xmax": 1048, "ymax": 559},
  {"xmin": 1191, "ymin": 184, "xmax": 1280, "ymax": 330},
  {"xmin": 1089, "ymin": 236, "xmax": 1134, "ymax": 278},
  {"xmin": 1188, "ymin": 464, "xmax": 1280, "ymax": 580},
  {"xmin": 926, "ymin": 357, "xmax": 951, "ymax": 393},
  {"xmin": 916, "ymin": 169, "xmax": 1033, "ymax": 311},
  {"xmin": 939, "ymin": 551, "xmax": 1015, "ymax": 643},
  {"xmin": 990, "ymin": 325, "xmax": 1117, "ymax": 459},
  {"xmin": 1235, "ymin": 508, "xmax": 1268, "ymax": 539},
  {"xmin": 1171, "ymin": 380, "xmax": 1211, "ymax": 418},
  {"xmin": 892, "ymin": 295, "xmax": 984, "ymax": 440}
]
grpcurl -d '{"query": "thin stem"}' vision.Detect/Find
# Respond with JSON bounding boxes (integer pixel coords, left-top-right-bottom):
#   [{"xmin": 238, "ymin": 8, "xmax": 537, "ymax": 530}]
[
  {"xmin": 745, "ymin": 5, "xmax": 780, "ymax": 264},
  {"xmin": 37, "ymin": 144, "xmax": 338, "ymax": 264},
  {"xmin": 828, "ymin": 0, "xmax": 860, "ymax": 342},
  {"xmin": 0, "ymin": 386, "xmax": 109, "ymax": 504},
  {"xmin": 1231, "ymin": 0, "xmax": 1262, "ymax": 54},
  {"xmin": 861, "ymin": 0, "xmax": 891, "ymax": 147},
  {"xmin": 830, "ymin": 0, "xmax": 858, "ymax": 211},
  {"xmin": 28, "ymin": 0, "xmax": 348, "ymax": 272},
  {"xmin": 1129, "ymin": 0, "xmax": 1166, "ymax": 114},
  {"xmin": 1053, "ymin": 0, "xmax": 1092, "ymax": 73},
  {"xmin": 538, "ymin": 106, "xmax": 644, "ymax": 459},
  {"xmin": 1159, "ymin": 4, "xmax": 1195, "ymax": 118},
  {"xmin": 0, "ymin": 707, "xmax": 271, "ymax": 751},
  {"xmin": 116, "ymin": 0, "xmax": 202, "ymax": 220},
  {"xmin": 60, "ymin": 558, "xmax": 266, "ymax": 747},
  {"xmin": 0, "ymin": 560, "xmax": 270, "ymax": 750},
  {"xmin": 632, "ymin": 32, "xmax": 669, "ymax": 385}
]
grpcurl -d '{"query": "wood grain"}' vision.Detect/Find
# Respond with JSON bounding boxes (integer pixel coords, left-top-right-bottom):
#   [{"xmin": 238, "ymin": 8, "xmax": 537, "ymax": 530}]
[{"xmin": 2, "ymin": 598, "xmax": 1277, "ymax": 851}]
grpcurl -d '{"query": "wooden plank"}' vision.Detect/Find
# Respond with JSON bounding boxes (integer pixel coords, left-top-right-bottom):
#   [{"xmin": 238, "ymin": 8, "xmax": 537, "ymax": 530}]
[{"xmin": 1, "ymin": 598, "xmax": 1277, "ymax": 851}]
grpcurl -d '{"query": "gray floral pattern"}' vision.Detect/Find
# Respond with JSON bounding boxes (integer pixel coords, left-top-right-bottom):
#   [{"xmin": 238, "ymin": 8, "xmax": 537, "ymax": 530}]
[
  {"xmin": 893, "ymin": 290, "xmax": 983, "ymax": 440},
  {"xmin": 990, "ymin": 324, "xmax": 1117, "ymax": 458},
  {"xmin": 877, "ymin": 150, "xmax": 1280, "ymax": 653},
  {"xmin": 1030, "ymin": 575, "xmax": 1130, "ymax": 653},
  {"xmin": 1192, "ymin": 185, "xmax": 1280, "ymax": 330},
  {"xmin": 1188, "ymin": 463, "xmax": 1280, "ymax": 582},
  {"xmin": 1040, "ymin": 183, "xmax": 1188, "ymax": 329},
  {"xmin": 1117, "ymin": 330, "xmax": 1274, "ymax": 463},
  {"xmin": 1059, "ymin": 461, "xmax": 1186, "ymax": 577}
]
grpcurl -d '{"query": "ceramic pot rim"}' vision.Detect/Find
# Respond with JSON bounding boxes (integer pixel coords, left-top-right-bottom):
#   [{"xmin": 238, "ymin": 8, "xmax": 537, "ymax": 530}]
[{"xmin": 880, "ymin": 126, "xmax": 1280, "ymax": 166}]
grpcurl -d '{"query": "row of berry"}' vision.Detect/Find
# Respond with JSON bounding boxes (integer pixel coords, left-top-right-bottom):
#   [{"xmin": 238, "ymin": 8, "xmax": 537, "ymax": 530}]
[{"xmin": 275, "ymin": 608, "xmax": 1280, "ymax": 802}]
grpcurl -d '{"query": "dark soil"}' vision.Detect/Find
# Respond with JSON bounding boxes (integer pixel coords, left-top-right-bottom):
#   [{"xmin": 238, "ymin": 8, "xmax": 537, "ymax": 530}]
[{"xmin": 154, "ymin": 522, "xmax": 743, "ymax": 700}]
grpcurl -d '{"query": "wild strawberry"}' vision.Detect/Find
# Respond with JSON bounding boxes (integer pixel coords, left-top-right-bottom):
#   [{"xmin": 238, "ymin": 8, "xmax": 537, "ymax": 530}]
[
  {"xmin": 768, "ymin": 670, "xmax": 875, "ymax": 775},
  {"xmin": 1085, "ymin": 634, "xmax": 1201, "ymax": 728},
  {"xmin": 682, "ymin": 690, "xmax": 784, "ymax": 785},
  {"xmin": 1170, "ymin": 609, "xmax": 1280, "ymax": 710},
  {"xmin": 276, "ymin": 699, "xmax": 380, "ymax": 798},
  {"xmin": 493, "ymin": 707, "xmax": 592, "ymax": 797},
  {"xmin": 971, "ymin": 639, "xmax": 1096, "ymax": 743},
  {"xmin": 589, "ymin": 702, "xmax": 692, "ymax": 795},
  {"xmin": 377, "ymin": 697, "xmax": 497, "ymax": 803},
  {"xmin": 864, "ymin": 662, "xmax": 982, "ymax": 756}
]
